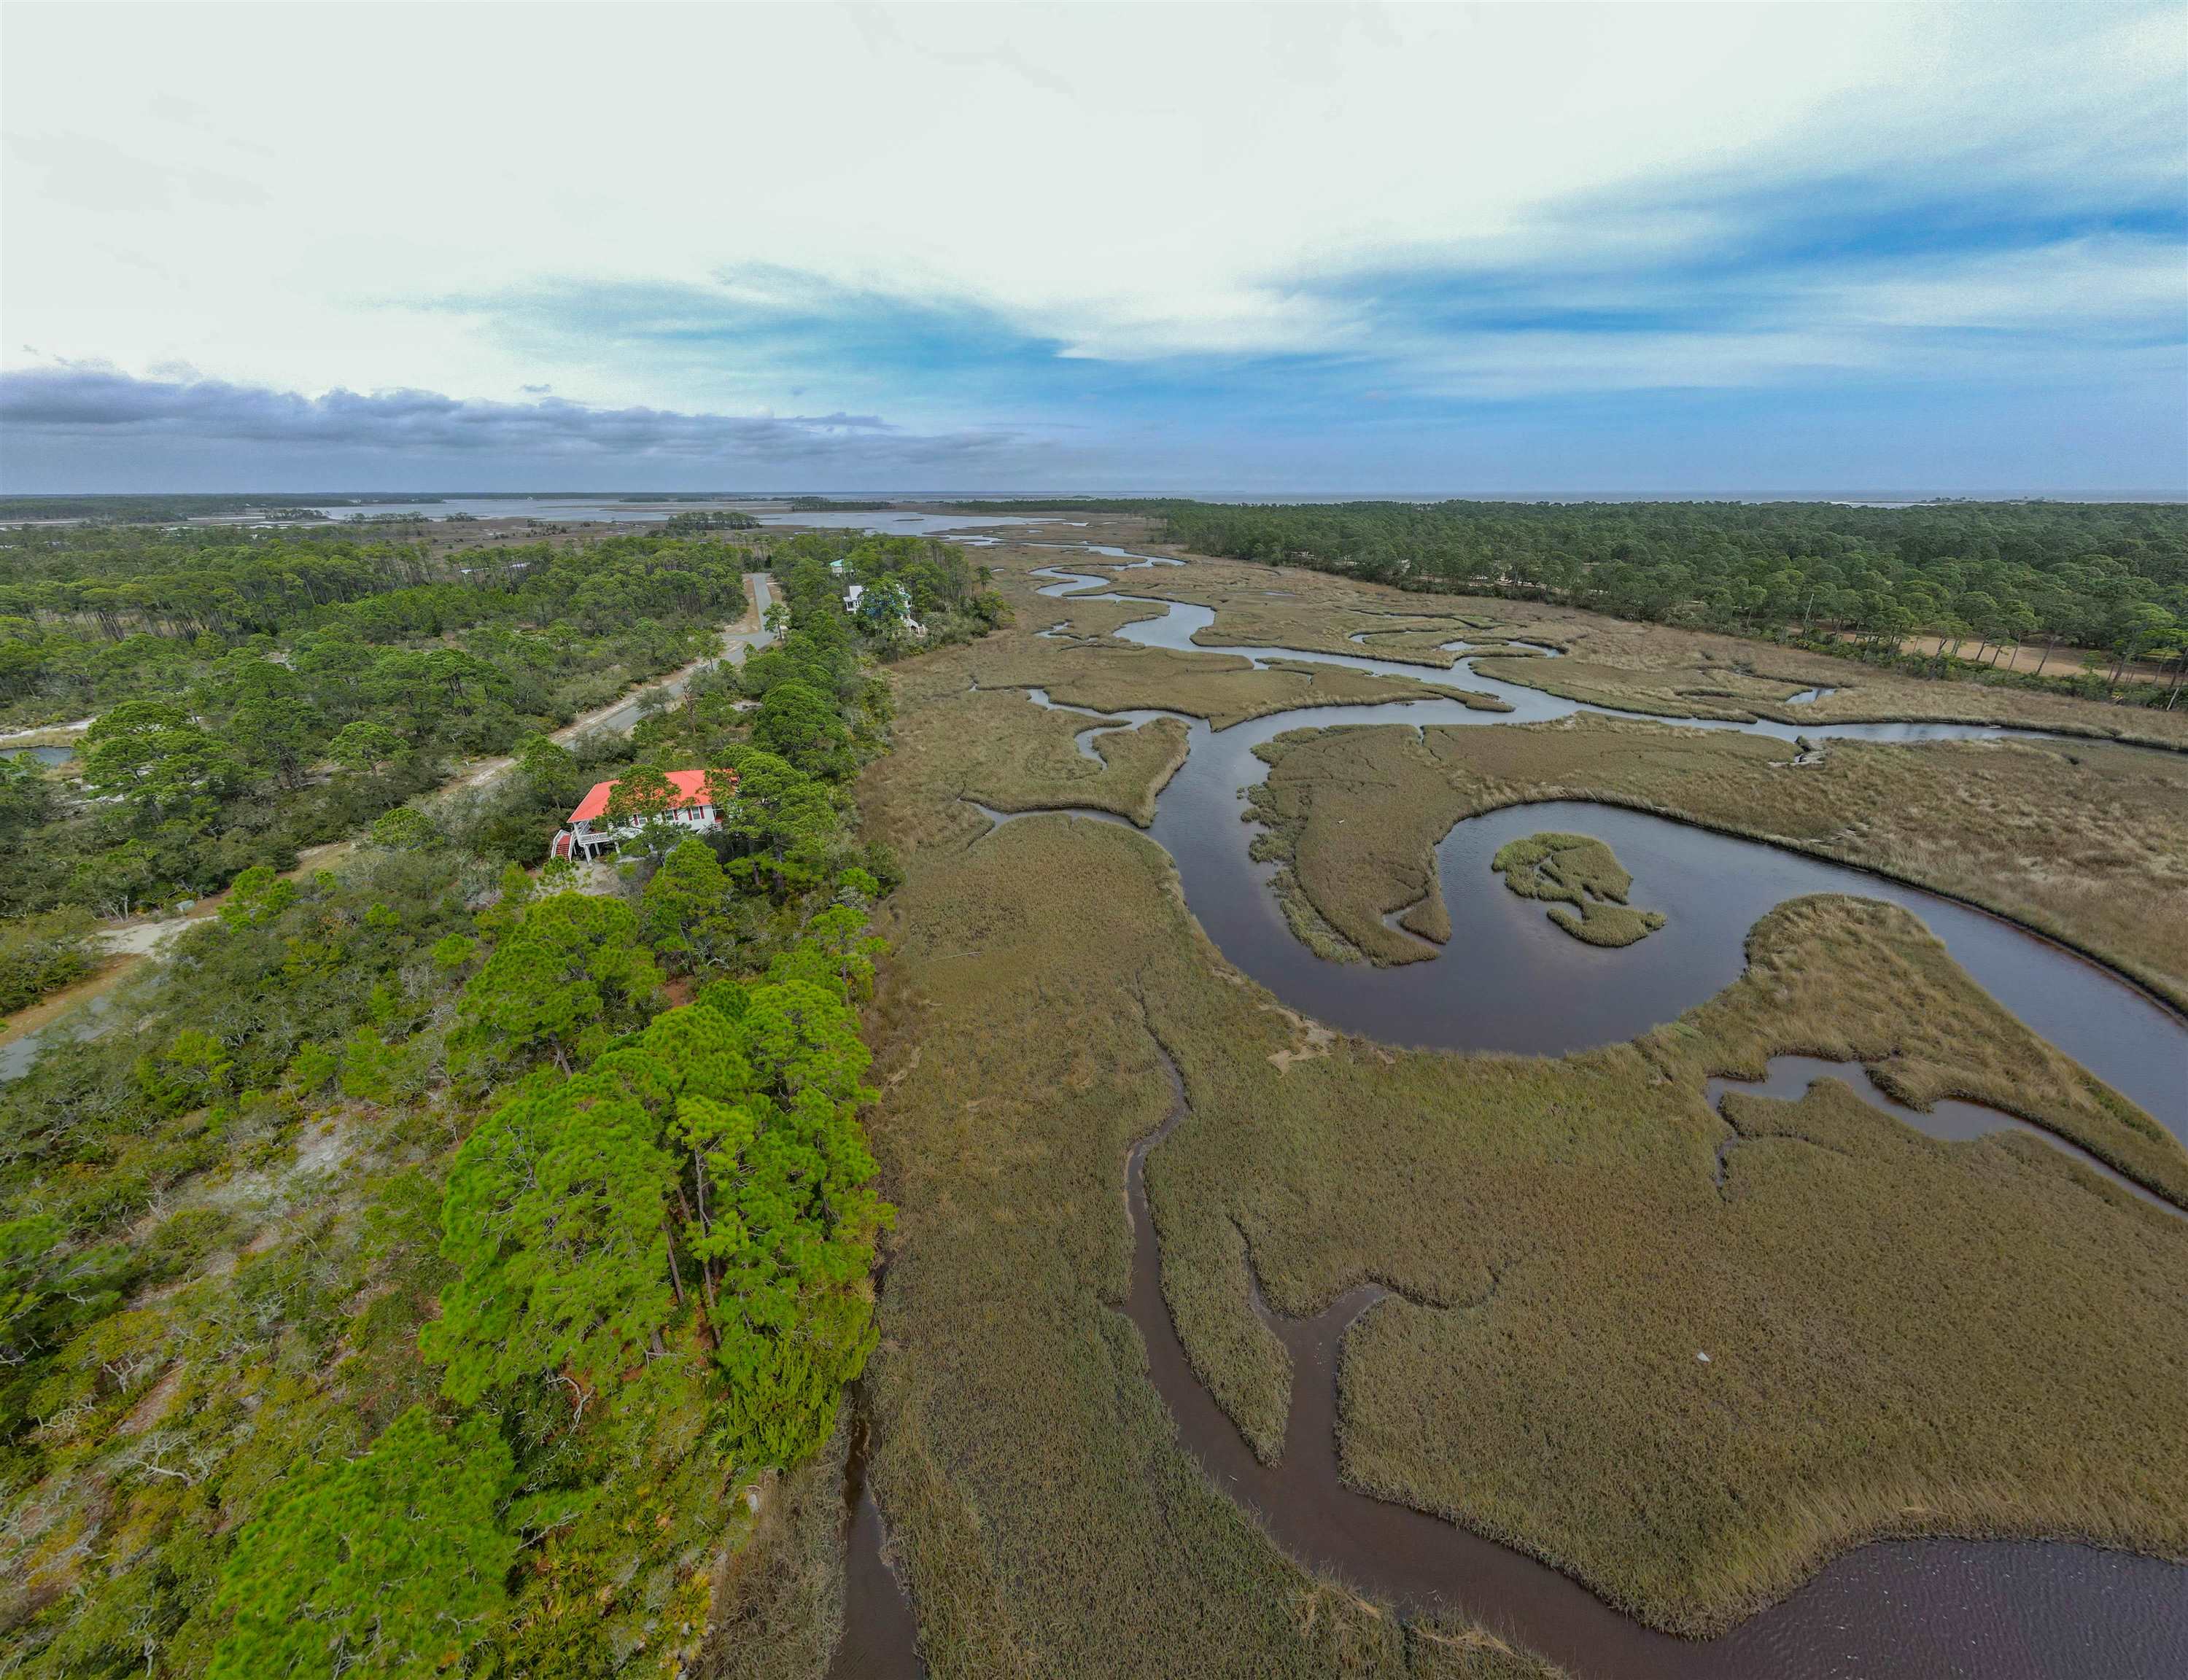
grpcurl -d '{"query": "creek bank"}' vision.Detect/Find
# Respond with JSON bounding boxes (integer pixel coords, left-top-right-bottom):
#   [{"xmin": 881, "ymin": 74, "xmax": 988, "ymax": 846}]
[
  {"xmin": 1126, "ymin": 1042, "xmax": 2188, "ymax": 1680},
  {"xmin": 1707, "ymin": 1055, "xmax": 2184, "ymax": 1224},
  {"xmin": 824, "ymin": 1398, "xmax": 923, "ymax": 1680},
  {"xmin": 1026, "ymin": 563, "xmax": 2188, "ymax": 1152}
]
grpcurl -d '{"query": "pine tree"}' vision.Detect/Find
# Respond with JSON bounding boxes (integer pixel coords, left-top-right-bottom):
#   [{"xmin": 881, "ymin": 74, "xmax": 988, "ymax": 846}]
[
  {"xmin": 454, "ymin": 891, "xmax": 661, "ymax": 1075},
  {"xmin": 207, "ymin": 1407, "xmax": 515, "ymax": 1679},
  {"xmin": 423, "ymin": 1072, "xmax": 680, "ymax": 1410}
]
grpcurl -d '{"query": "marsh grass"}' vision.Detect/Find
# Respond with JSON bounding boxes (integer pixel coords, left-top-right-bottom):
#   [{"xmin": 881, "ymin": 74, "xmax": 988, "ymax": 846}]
[
  {"xmin": 1465, "ymin": 640, "xmax": 2188, "ymax": 747},
  {"xmin": 1547, "ymin": 902, "xmax": 1661, "ymax": 948},
  {"xmin": 800, "ymin": 552, "xmax": 2187, "ymax": 1672},
  {"xmin": 982, "ymin": 641, "xmax": 1503, "ymax": 730},
  {"xmin": 1149, "ymin": 894, "xmax": 2188, "ymax": 1635},
  {"xmin": 1491, "ymin": 833, "xmax": 1665, "ymax": 948},
  {"xmin": 706, "ymin": 1423, "xmax": 849, "ymax": 1680},
  {"xmin": 1256, "ymin": 712, "xmax": 2188, "ymax": 1011}
]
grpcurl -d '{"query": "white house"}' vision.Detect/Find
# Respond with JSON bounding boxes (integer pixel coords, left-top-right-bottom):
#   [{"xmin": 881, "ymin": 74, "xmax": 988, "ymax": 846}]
[
  {"xmin": 845, "ymin": 579, "xmax": 926, "ymax": 638},
  {"xmin": 551, "ymin": 768, "xmax": 736, "ymax": 861}
]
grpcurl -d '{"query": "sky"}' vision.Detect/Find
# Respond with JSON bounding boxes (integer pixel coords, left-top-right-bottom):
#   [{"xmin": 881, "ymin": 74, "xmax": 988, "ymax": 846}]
[{"xmin": 2, "ymin": 1, "xmax": 2184, "ymax": 497}]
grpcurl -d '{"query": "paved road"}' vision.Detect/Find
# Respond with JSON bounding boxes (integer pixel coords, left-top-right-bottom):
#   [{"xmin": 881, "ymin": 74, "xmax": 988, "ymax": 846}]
[
  {"xmin": 450, "ymin": 572, "xmax": 775, "ymax": 791},
  {"xmin": 581, "ymin": 572, "xmax": 775, "ymax": 736}
]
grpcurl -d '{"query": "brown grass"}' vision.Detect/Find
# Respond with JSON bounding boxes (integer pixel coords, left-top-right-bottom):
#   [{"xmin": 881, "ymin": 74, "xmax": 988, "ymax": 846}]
[
  {"xmin": 1148, "ymin": 892, "xmax": 2188, "ymax": 1634},
  {"xmin": 826, "ymin": 612, "xmax": 2188, "ymax": 1667},
  {"xmin": 883, "ymin": 683, "xmax": 1188, "ymax": 832},
  {"xmin": 1253, "ymin": 713, "xmax": 2188, "ymax": 1014},
  {"xmin": 1466, "ymin": 639, "xmax": 2188, "ymax": 747},
  {"xmin": 963, "ymin": 637, "xmax": 1502, "ymax": 731}
]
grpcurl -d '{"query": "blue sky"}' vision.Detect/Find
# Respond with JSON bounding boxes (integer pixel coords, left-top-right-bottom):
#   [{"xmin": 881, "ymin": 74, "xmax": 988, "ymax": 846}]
[{"xmin": 2, "ymin": 3, "xmax": 2182, "ymax": 494}]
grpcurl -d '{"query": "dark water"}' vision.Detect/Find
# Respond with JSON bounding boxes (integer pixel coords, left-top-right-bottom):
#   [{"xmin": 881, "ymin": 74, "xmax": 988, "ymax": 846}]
[
  {"xmin": 826, "ymin": 1404, "xmax": 925, "ymax": 1680},
  {"xmin": 1028, "ymin": 566, "xmax": 2188, "ymax": 1143},
  {"xmin": 0, "ymin": 744, "xmax": 72, "ymax": 766},
  {"xmin": 1707, "ymin": 1056, "xmax": 2183, "ymax": 1221},
  {"xmin": 1126, "ymin": 1053, "xmax": 2188, "ymax": 1680},
  {"xmin": 998, "ymin": 556, "xmax": 2188, "ymax": 1674}
]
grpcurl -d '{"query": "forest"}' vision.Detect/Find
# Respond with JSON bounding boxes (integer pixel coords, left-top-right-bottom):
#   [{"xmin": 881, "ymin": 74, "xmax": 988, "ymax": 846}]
[
  {"xmin": 940, "ymin": 497, "xmax": 2188, "ymax": 699},
  {"xmin": 0, "ymin": 529, "xmax": 969, "ymax": 1677},
  {"xmin": 1151, "ymin": 500, "xmax": 2188, "ymax": 698},
  {"xmin": 0, "ymin": 524, "xmax": 750, "ymax": 923}
]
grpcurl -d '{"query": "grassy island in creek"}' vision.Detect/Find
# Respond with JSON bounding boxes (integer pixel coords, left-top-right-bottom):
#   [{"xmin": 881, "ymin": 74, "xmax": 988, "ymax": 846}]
[{"xmin": 1491, "ymin": 832, "xmax": 1667, "ymax": 947}]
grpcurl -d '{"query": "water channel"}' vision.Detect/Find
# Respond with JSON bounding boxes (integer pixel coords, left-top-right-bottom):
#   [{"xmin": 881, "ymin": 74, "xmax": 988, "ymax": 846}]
[{"xmin": 828, "ymin": 554, "xmax": 2188, "ymax": 1678}]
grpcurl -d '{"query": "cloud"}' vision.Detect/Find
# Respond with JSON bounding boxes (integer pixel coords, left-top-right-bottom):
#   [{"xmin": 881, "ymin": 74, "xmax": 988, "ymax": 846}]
[
  {"xmin": 4, "ymin": 132, "xmax": 268, "ymax": 214},
  {"xmin": 3, "ymin": 4, "xmax": 2181, "ymax": 493},
  {"xmin": 0, "ymin": 367, "xmax": 1060, "ymax": 491},
  {"xmin": 426, "ymin": 139, "xmax": 2185, "ymax": 433}
]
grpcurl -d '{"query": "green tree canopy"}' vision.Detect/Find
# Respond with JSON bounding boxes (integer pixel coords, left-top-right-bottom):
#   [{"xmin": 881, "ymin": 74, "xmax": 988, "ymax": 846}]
[
  {"xmin": 640, "ymin": 836, "xmax": 737, "ymax": 973},
  {"xmin": 750, "ymin": 680, "xmax": 853, "ymax": 778},
  {"xmin": 422, "ymin": 1070, "xmax": 680, "ymax": 1408},
  {"xmin": 207, "ymin": 1407, "xmax": 516, "ymax": 1680},
  {"xmin": 329, "ymin": 718, "xmax": 406, "ymax": 772},
  {"xmin": 707, "ymin": 748, "xmax": 838, "ymax": 895},
  {"xmin": 454, "ymin": 891, "xmax": 661, "ymax": 1075},
  {"xmin": 79, "ymin": 700, "xmax": 245, "ymax": 827}
]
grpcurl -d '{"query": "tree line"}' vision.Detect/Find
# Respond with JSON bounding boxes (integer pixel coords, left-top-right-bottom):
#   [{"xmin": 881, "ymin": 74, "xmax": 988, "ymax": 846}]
[{"xmin": 1152, "ymin": 499, "xmax": 2188, "ymax": 701}]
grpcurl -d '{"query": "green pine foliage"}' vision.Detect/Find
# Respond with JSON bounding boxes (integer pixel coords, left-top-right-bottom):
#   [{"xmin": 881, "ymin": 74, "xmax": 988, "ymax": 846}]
[
  {"xmin": 639, "ymin": 836, "xmax": 738, "ymax": 972},
  {"xmin": 451, "ymin": 892, "xmax": 663, "ymax": 1078},
  {"xmin": 206, "ymin": 1407, "xmax": 516, "ymax": 1679},
  {"xmin": 424, "ymin": 1068, "xmax": 680, "ymax": 1407}
]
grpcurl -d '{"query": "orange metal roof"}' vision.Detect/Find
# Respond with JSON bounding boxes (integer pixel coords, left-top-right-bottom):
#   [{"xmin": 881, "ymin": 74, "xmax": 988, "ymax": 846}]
[{"xmin": 569, "ymin": 768, "xmax": 728, "ymax": 824}]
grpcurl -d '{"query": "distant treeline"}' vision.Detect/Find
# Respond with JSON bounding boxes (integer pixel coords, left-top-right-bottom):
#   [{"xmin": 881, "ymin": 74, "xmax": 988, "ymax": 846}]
[
  {"xmin": 0, "ymin": 494, "xmax": 430, "ymax": 524},
  {"xmin": 947, "ymin": 498, "xmax": 2188, "ymax": 689},
  {"xmin": 660, "ymin": 509, "xmax": 759, "ymax": 532},
  {"xmin": 1157, "ymin": 499, "xmax": 2187, "ymax": 679}
]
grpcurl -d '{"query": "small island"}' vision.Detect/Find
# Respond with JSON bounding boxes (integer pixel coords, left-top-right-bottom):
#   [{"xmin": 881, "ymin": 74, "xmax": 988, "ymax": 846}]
[{"xmin": 1492, "ymin": 831, "xmax": 1668, "ymax": 948}]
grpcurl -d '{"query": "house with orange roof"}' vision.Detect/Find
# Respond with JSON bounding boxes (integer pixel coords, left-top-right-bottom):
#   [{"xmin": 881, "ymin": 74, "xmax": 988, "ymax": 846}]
[{"xmin": 551, "ymin": 767, "xmax": 737, "ymax": 861}]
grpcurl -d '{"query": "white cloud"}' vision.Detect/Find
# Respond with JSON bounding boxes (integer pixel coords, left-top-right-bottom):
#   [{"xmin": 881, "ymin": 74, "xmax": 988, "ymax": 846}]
[{"xmin": 9, "ymin": 1, "xmax": 2173, "ymax": 409}]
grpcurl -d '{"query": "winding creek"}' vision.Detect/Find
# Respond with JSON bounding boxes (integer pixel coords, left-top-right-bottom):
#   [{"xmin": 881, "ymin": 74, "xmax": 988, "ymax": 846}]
[{"xmin": 833, "ymin": 553, "xmax": 2188, "ymax": 1677}]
